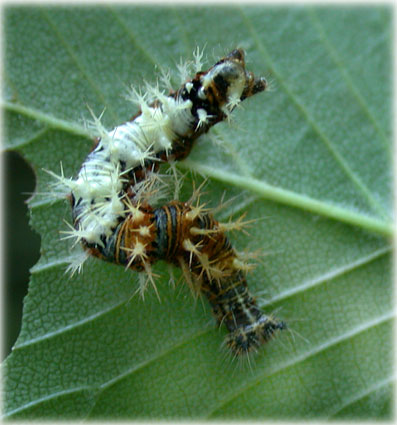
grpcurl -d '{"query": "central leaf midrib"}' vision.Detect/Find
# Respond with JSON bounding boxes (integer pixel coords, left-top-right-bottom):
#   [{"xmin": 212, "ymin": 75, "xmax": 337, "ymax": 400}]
[
  {"xmin": 3, "ymin": 99, "xmax": 392, "ymax": 238},
  {"xmin": 181, "ymin": 159, "xmax": 393, "ymax": 237}
]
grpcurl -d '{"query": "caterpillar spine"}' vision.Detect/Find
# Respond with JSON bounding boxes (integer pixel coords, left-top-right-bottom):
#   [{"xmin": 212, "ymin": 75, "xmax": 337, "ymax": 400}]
[{"xmin": 50, "ymin": 48, "xmax": 285, "ymax": 355}]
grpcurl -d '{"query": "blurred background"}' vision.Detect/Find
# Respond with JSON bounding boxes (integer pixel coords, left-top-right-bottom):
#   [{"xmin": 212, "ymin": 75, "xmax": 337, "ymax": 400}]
[{"xmin": 3, "ymin": 151, "xmax": 40, "ymax": 359}]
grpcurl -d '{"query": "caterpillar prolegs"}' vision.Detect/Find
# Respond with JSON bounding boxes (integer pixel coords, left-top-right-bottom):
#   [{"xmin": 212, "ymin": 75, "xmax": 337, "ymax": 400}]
[{"xmin": 54, "ymin": 48, "xmax": 286, "ymax": 356}]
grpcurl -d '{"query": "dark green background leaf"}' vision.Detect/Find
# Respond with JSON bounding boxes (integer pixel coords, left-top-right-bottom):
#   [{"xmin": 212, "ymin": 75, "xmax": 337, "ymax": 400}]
[{"xmin": 3, "ymin": 5, "xmax": 393, "ymax": 420}]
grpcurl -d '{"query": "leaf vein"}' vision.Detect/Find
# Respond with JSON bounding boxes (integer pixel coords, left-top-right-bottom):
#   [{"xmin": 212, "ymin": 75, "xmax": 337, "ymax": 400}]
[
  {"xmin": 107, "ymin": 6, "xmax": 160, "ymax": 68},
  {"xmin": 239, "ymin": 7, "xmax": 390, "ymax": 220},
  {"xmin": 327, "ymin": 376, "xmax": 395, "ymax": 418},
  {"xmin": 40, "ymin": 9, "xmax": 119, "ymax": 122},
  {"xmin": 181, "ymin": 159, "xmax": 393, "ymax": 237},
  {"xmin": 13, "ymin": 299, "xmax": 128, "ymax": 350},
  {"xmin": 206, "ymin": 312, "xmax": 393, "ymax": 418},
  {"xmin": 308, "ymin": 8, "xmax": 391, "ymax": 152},
  {"xmin": 266, "ymin": 245, "xmax": 391, "ymax": 305},
  {"xmin": 3, "ymin": 386, "xmax": 93, "ymax": 419}
]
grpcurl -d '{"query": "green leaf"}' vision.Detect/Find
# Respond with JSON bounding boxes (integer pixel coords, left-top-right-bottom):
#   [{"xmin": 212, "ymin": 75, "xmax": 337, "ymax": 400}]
[{"xmin": 3, "ymin": 5, "xmax": 393, "ymax": 420}]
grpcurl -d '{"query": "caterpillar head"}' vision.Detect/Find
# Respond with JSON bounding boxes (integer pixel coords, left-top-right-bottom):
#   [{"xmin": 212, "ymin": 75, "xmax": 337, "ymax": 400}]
[{"xmin": 200, "ymin": 48, "xmax": 268, "ymax": 112}]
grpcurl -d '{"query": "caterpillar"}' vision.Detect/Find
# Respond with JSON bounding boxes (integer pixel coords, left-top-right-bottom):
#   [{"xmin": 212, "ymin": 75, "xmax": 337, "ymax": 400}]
[{"xmin": 51, "ymin": 48, "xmax": 286, "ymax": 356}]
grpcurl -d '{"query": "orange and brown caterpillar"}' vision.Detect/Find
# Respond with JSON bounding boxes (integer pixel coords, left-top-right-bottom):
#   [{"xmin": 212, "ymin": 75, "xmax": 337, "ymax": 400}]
[{"xmin": 53, "ymin": 48, "xmax": 286, "ymax": 355}]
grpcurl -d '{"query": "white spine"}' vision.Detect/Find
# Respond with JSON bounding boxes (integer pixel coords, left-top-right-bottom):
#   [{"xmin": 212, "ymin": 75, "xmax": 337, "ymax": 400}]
[{"xmin": 71, "ymin": 95, "xmax": 193, "ymax": 245}]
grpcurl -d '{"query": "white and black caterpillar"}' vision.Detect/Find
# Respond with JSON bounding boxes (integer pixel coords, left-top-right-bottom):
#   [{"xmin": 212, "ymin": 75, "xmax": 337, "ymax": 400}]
[{"xmin": 51, "ymin": 48, "xmax": 286, "ymax": 355}]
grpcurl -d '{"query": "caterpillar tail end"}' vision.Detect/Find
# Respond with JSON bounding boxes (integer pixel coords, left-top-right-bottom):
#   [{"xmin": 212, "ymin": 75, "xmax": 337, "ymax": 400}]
[{"xmin": 226, "ymin": 317, "xmax": 287, "ymax": 356}]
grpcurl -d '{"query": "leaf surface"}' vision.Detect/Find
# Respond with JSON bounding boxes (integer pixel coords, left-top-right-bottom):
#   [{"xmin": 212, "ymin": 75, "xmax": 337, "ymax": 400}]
[{"xmin": 3, "ymin": 5, "xmax": 393, "ymax": 420}]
